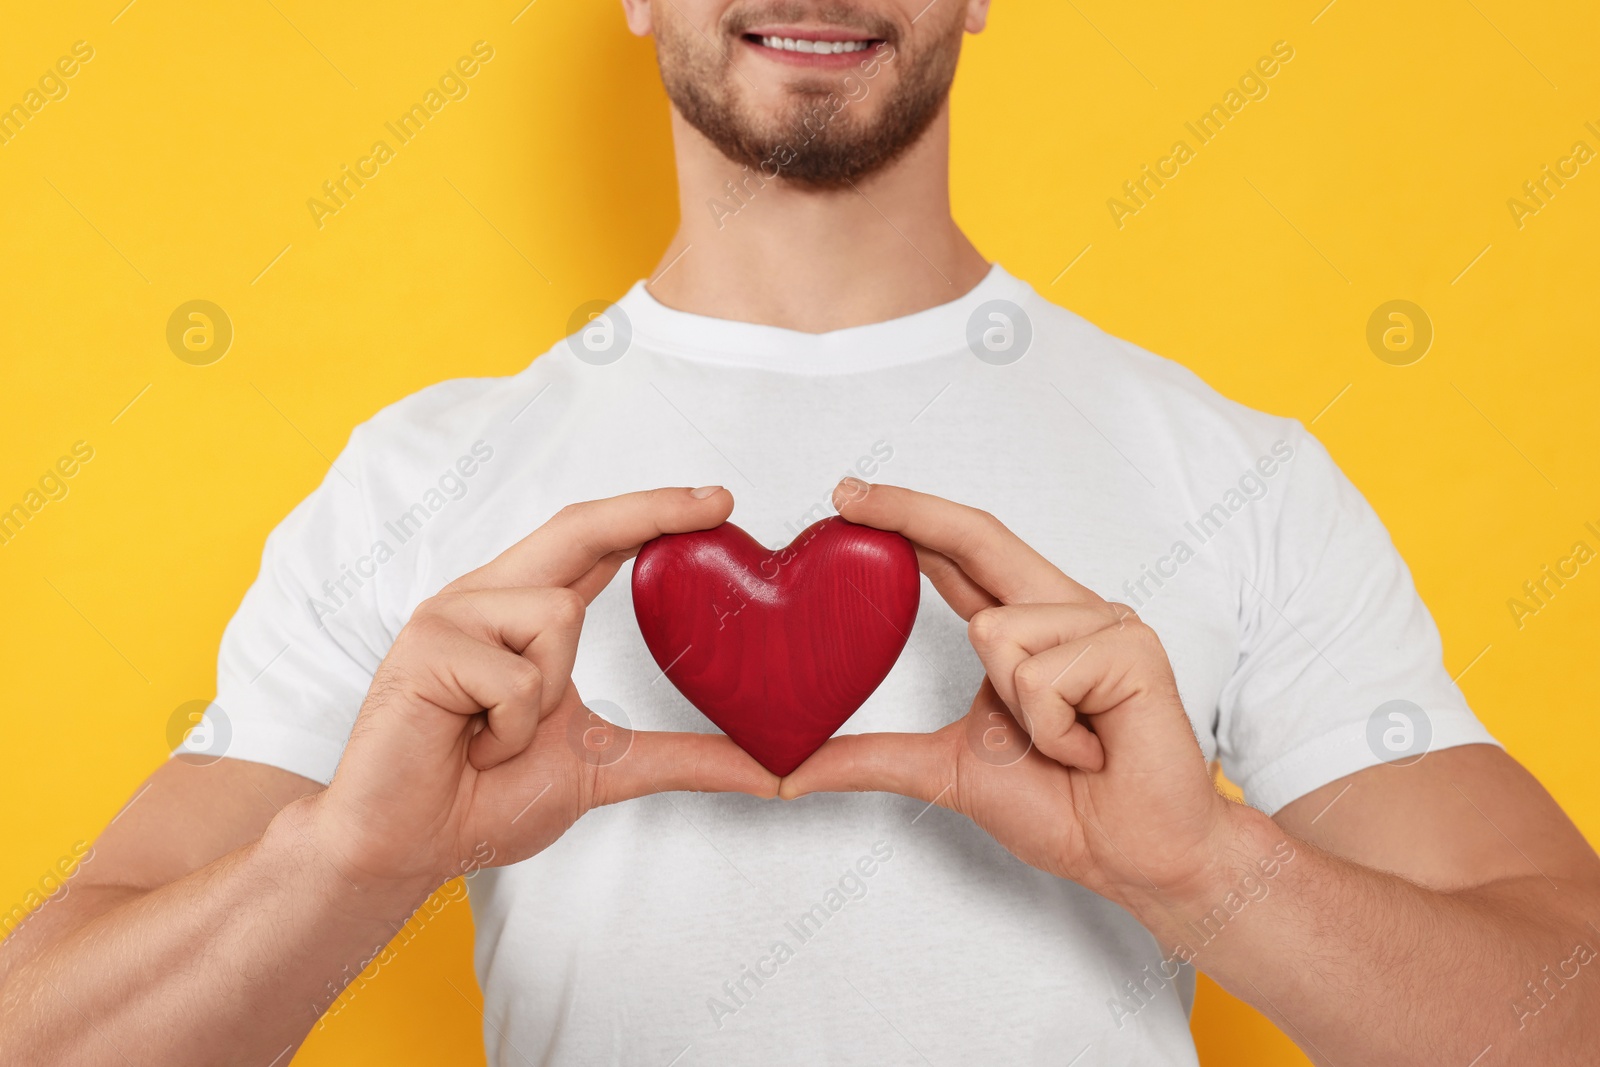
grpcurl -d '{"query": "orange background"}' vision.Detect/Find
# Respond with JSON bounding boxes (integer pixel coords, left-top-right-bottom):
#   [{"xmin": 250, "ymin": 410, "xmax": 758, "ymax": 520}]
[{"xmin": 3, "ymin": 1, "xmax": 1598, "ymax": 1063}]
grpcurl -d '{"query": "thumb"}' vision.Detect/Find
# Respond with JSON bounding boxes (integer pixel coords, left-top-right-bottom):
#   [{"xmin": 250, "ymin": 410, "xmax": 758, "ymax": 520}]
[
  {"xmin": 591, "ymin": 730, "xmax": 780, "ymax": 805},
  {"xmin": 779, "ymin": 729, "xmax": 956, "ymax": 804}
]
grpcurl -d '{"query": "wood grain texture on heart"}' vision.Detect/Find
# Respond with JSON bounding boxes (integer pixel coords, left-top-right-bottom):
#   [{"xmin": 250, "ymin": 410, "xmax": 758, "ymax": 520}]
[{"xmin": 631, "ymin": 516, "xmax": 920, "ymax": 776}]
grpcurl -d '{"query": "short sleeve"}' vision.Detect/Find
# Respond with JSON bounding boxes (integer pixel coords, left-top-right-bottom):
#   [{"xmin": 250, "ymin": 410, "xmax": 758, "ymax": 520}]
[
  {"xmin": 205, "ymin": 431, "xmax": 394, "ymax": 785},
  {"xmin": 1215, "ymin": 425, "xmax": 1499, "ymax": 815}
]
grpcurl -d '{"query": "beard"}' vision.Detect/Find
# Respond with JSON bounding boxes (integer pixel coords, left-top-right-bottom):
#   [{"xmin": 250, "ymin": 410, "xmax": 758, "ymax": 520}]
[{"xmin": 654, "ymin": 2, "xmax": 962, "ymax": 188}]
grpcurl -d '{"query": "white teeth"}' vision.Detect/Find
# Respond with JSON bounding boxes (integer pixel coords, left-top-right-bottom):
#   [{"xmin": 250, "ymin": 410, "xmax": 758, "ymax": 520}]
[{"xmin": 757, "ymin": 35, "xmax": 870, "ymax": 55}]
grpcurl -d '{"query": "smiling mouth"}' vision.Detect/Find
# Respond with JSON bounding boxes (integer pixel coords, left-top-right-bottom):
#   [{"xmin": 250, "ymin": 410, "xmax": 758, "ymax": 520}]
[
  {"xmin": 737, "ymin": 24, "xmax": 890, "ymax": 66},
  {"xmin": 746, "ymin": 34, "xmax": 876, "ymax": 55}
]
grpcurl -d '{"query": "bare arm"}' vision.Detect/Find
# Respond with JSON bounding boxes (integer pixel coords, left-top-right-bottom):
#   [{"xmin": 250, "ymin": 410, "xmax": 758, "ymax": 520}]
[
  {"xmin": 1163, "ymin": 743, "xmax": 1600, "ymax": 1066},
  {"xmin": 0, "ymin": 487, "xmax": 775, "ymax": 1067},
  {"xmin": 785, "ymin": 481, "xmax": 1600, "ymax": 1067},
  {"xmin": 0, "ymin": 758, "xmax": 433, "ymax": 1066}
]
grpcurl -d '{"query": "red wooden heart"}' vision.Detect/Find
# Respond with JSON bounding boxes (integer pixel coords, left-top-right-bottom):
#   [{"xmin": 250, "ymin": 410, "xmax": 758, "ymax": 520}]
[{"xmin": 631, "ymin": 517, "xmax": 920, "ymax": 776}]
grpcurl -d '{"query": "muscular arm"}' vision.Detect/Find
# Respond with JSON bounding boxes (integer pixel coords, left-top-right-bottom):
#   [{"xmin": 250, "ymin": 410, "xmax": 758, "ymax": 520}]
[
  {"xmin": 1150, "ymin": 744, "xmax": 1600, "ymax": 1066},
  {"xmin": 0, "ymin": 487, "xmax": 773, "ymax": 1067},
  {"xmin": 0, "ymin": 756, "xmax": 430, "ymax": 1067},
  {"xmin": 786, "ymin": 482, "xmax": 1600, "ymax": 1067}
]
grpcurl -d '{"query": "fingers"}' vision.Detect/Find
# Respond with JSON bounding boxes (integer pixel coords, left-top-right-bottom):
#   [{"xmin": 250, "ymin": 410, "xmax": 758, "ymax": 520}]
[
  {"xmin": 1007, "ymin": 617, "xmax": 1193, "ymax": 772},
  {"xmin": 1016, "ymin": 623, "xmax": 1164, "ymax": 718},
  {"xmin": 410, "ymin": 625, "xmax": 545, "ymax": 771},
  {"xmin": 419, "ymin": 587, "xmax": 585, "ymax": 719},
  {"xmin": 965, "ymin": 603, "xmax": 1145, "ymax": 770},
  {"xmin": 832, "ymin": 481, "xmax": 1092, "ymax": 606},
  {"xmin": 567, "ymin": 549, "xmax": 637, "ymax": 604},
  {"xmin": 589, "ymin": 729, "xmax": 780, "ymax": 804},
  {"xmin": 967, "ymin": 601, "xmax": 1134, "ymax": 709},
  {"xmin": 461, "ymin": 486, "xmax": 734, "ymax": 595},
  {"xmin": 1010, "ymin": 642, "xmax": 1108, "ymax": 771},
  {"xmin": 777, "ymin": 729, "xmax": 956, "ymax": 804},
  {"xmin": 914, "ymin": 545, "xmax": 997, "ymax": 620}
]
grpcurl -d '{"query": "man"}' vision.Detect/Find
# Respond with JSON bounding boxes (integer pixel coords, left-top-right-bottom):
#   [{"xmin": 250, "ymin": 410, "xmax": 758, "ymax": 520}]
[{"xmin": 2, "ymin": 0, "xmax": 1596, "ymax": 1063}]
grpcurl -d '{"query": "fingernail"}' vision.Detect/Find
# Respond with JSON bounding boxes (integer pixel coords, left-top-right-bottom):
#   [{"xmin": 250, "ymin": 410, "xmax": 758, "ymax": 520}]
[
  {"xmin": 835, "ymin": 477, "xmax": 869, "ymax": 504},
  {"xmin": 691, "ymin": 485, "xmax": 723, "ymax": 499}
]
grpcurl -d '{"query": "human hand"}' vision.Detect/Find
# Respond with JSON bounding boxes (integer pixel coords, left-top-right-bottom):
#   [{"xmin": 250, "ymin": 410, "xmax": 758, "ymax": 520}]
[
  {"xmin": 782, "ymin": 481, "xmax": 1241, "ymax": 918},
  {"xmin": 308, "ymin": 487, "xmax": 778, "ymax": 895}
]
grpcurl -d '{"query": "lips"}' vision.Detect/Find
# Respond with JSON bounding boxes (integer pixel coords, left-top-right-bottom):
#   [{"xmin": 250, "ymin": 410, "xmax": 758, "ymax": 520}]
[
  {"xmin": 739, "ymin": 23, "xmax": 889, "ymax": 68},
  {"xmin": 753, "ymin": 35, "xmax": 874, "ymax": 55}
]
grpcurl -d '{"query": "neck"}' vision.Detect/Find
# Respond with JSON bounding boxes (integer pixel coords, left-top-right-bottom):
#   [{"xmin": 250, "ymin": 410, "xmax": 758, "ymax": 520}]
[{"xmin": 644, "ymin": 104, "xmax": 990, "ymax": 332}]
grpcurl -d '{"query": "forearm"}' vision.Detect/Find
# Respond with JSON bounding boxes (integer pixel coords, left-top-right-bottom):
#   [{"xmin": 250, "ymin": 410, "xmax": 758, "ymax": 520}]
[
  {"xmin": 0, "ymin": 796, "xmax": 438, "ymax": 1067},
  {"xmin": 1122, "ymin": 805, "xmax": 1600, "ymax": 1066}
]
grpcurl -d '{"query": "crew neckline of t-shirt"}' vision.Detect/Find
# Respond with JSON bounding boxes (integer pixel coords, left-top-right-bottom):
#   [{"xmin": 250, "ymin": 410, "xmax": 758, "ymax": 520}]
[{"xmin": 615, "ymin": 263, "xmax": 1028, "ymax": 374}]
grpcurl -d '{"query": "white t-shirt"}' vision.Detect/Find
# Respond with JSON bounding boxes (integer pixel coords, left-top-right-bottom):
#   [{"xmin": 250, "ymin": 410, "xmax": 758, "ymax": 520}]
[{"xmin": 209, "ymin": 265, "xmax": 1497, "ymax": 1066}]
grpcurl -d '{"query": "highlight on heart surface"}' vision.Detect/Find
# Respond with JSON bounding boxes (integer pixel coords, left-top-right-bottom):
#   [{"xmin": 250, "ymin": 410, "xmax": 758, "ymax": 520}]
[{"xmin": 630, "ymin": 516, "xmax": 920, "ymax": 776}]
